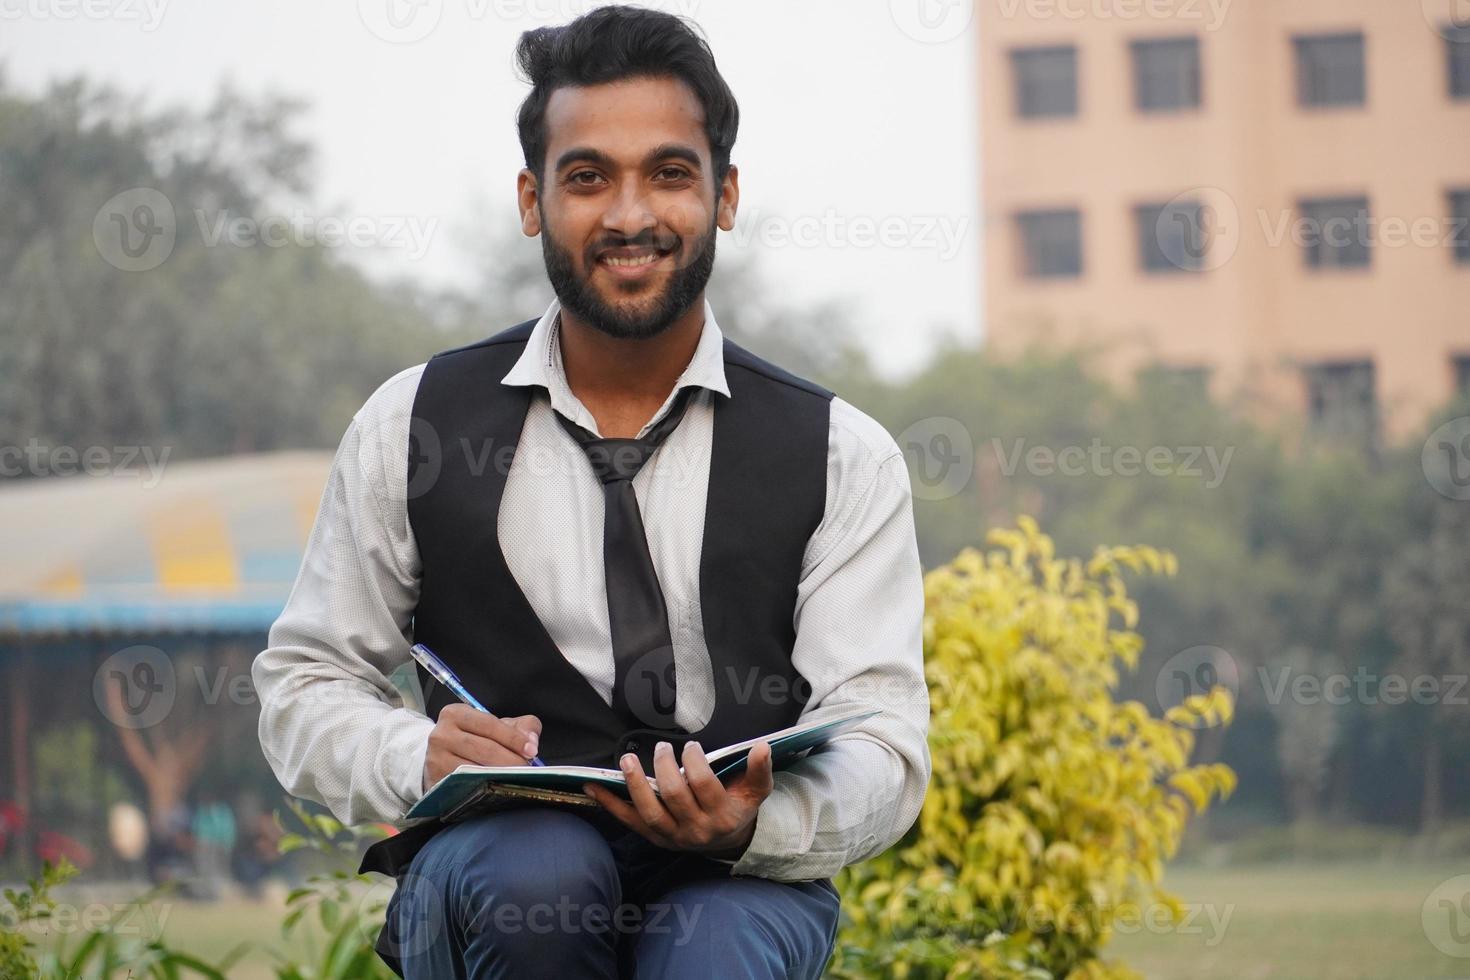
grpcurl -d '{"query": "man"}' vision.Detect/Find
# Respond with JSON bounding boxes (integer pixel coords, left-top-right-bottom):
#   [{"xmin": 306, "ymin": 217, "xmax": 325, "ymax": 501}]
[{"xmin": 252, "ymin": 6, "xmax": 929, "ymax": 977}]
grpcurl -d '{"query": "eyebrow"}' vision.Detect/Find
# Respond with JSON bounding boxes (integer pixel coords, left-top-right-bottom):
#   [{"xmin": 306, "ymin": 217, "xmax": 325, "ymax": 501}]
[{"xmin": 553, "ymin": 143, "xmax": 704, "ymax": 174}]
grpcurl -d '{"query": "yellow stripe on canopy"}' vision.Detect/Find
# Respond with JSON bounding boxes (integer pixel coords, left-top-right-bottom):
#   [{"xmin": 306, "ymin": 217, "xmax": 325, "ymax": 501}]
[
  {"xmin": 39, "ymin": 565, "xmax": 84, "ymax": 597},
  {"xmin": 152, "ymin": 504, "xmax": 239, "ymax": 592}
]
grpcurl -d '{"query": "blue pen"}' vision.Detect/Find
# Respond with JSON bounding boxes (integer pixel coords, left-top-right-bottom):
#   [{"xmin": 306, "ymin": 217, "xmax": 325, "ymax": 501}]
[{"xmin": 410, "ymin": 643, "xmax": 546, "ymax": 766}]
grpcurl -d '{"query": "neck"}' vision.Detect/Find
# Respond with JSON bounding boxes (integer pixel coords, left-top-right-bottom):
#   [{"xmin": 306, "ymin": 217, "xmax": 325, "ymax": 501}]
[{"xmin": 557, "ymin": 301, "xmax": 706, "ymax": 436}]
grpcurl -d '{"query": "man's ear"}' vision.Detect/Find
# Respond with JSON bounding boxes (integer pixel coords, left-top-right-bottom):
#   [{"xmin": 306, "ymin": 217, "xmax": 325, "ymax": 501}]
[
  {"xmin": 517, "ymin": 168, "xmax": 541, "ymax": 237},
  {"xmin": 716, "ymin": 163, "xmax": 739, "ymax": 232}
]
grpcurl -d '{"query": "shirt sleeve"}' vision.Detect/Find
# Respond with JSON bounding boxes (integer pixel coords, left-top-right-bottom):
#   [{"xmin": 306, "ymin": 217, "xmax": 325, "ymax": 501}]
[
  {"xmin": 730, "ymin": 399, "xmax": 931, "ymax": 881},
  {"xmin": 251, "ymin": 366, "xmax": 434, "ymax": 827}
]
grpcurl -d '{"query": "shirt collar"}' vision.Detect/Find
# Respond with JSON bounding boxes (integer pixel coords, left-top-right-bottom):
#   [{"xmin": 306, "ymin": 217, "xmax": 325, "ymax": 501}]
[
  {"xmin": 500, "ymin": 296, "xmax": 731, "ymax": 398},
  {"xmin": 500, "ymin": 296, "xmax": 731, "ymax": 437}
]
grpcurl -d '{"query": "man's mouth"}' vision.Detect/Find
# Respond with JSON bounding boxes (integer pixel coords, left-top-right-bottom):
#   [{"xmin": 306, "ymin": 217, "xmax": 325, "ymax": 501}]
[{"xmin": 596, "ymin": 244, "xmax": 676, "ymax": 275}]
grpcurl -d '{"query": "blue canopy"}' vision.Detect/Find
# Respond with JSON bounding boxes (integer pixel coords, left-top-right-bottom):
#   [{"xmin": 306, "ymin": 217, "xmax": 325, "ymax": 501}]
[{"xmin": 0, "ymin": 451, "xmax": 332, "ymax": 637}]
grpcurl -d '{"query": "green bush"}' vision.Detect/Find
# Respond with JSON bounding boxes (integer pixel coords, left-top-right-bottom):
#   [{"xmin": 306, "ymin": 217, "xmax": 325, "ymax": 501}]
[{"xmin": 830, "ymin": 518, "xmax": 1236, "ymax": 979}]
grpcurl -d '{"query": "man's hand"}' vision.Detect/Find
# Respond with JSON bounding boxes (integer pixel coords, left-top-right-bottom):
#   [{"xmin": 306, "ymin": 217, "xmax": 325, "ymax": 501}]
[
  {"xmin": 584, "ymin": 740, "xmax": 774, "ymax": 859},
  {"xmin": 423, "ymin": 705, "xmax": 542, "ymax": 791}
]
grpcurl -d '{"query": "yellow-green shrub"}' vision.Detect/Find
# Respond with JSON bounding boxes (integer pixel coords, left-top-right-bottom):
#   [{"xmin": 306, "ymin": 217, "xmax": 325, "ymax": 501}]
[{"xmin": 831, "ymin": 518, "xmax": 1236, "ymax": 979}]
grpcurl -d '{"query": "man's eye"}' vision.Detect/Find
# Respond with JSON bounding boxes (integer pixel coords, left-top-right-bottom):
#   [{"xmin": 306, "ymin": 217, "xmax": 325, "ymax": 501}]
[
  {"xmin": 570, "ymin": 171, "xmax": 604, "ymax": 185},
  {"xmin": 655, "ymin": 167, "xmax": 691, "ymax": 181}
]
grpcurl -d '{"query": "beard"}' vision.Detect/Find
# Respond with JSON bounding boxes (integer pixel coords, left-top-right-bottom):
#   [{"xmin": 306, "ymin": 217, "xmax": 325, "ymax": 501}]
[{"xmin": 539, "ymin": 206, "xmax": 718, "ymax": 341}]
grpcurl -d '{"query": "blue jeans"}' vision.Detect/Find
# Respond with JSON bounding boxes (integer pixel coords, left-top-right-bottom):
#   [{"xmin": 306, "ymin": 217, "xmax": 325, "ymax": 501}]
[{"xmin": 379, "ymin": 808, "xmax": 842, "ymax": 979}]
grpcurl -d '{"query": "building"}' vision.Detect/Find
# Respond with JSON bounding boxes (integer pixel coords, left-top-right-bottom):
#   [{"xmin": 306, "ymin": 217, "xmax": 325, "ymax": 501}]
[{"xmin": 980, "ymin": 0, "xmax": 1470, "ymax": 443}]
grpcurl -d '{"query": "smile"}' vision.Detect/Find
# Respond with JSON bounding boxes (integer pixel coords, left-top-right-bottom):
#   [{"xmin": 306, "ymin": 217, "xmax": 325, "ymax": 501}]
[
  {"xmin": 603, "ymin": 252, "xmax": 663, "ymax": 268},
  {"xmin": 596, "ymin": 245, "xmax": 675, "ymax": 278}
]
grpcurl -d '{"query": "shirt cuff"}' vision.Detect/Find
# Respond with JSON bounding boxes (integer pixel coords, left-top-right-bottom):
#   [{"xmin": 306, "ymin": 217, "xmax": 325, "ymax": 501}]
[
  {"xmin": 727, "ymin": 779, "xmax": 802, "ymax": 878},
  {"xmin": 382, "ymin": 709, "xmax": 437, "ymax": 817}
]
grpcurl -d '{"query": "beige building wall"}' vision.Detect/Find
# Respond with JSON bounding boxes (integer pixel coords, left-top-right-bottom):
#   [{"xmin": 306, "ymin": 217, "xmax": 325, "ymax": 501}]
[{"xmin": 980, "ymin": 0, "xmax": 1470, "ymax": 441}]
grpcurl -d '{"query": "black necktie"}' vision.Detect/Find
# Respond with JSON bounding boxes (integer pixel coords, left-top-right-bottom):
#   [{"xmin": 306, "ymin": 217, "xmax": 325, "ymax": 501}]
[{"xmin": 553, "ymin": 385, "xmax": 698, "ymax": 731}]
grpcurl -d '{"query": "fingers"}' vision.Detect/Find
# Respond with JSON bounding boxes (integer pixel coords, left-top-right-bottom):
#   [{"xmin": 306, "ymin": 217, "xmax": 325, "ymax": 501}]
[
  {"xmin": 503, "ymin": 714, "xmax": 543, "ymax": 739},
  {"xmin": 619, "ymin": 752, "xmax": 675, "ymax": 839},
  {"xmin": 445, "ymin": 728, "xmax": 529, "ymax": 766},
  {"xmin": 583, "ymin": 784, "xmax": 643, "ymax": 833},
  {"xmin": 441, "ymin": 704, "xmax": 539, "ymax": 761},
  {"xmin": 652, "ymin": 741, "xmax": 700, "ymax": 823},
  {"xmin": 680, "ymin": 741, "xmax": 727, "ymax": 811}
]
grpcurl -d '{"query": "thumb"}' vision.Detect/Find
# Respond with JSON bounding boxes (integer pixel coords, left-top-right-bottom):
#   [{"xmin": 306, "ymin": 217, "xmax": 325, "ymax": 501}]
[{"xmin": 736, "ymin": 741, "xmax": 775, "ymax": 802}]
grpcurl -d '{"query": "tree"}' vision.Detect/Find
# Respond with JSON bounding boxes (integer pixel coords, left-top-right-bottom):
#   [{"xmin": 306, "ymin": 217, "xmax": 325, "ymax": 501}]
[{"xmin": 1384, "ymin": 493, "xmax": 1470, "ymax": 833}]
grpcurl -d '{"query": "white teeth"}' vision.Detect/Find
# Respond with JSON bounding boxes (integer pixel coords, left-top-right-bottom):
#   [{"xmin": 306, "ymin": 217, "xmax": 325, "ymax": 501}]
[{"xmin": 604, "ymin": 253, "xmax": 660, "ymax": 268}]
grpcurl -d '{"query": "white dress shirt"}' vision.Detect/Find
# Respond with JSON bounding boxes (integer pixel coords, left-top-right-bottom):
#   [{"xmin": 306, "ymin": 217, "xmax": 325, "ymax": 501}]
[{"xmin": 252, "ymin": 297, "xmax": 930, "ymax": 881}]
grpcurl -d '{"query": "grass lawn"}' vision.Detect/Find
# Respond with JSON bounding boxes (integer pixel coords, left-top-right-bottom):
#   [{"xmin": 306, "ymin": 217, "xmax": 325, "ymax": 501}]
[
  {"xmin": 26, "ymin": 861, "xmax": 1470, "ymax": 977},
  {"xmin": 31, "ymin": 884, "xmax": 334, "ymax": 980},
  {"xmin": 1105, "ymin": 861, "xmax": 1470, "ymax": 979}
]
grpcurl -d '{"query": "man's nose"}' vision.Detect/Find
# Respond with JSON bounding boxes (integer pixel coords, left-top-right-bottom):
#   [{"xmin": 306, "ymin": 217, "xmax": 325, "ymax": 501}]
[{"xmin": 600, "ymin": 183, "xmax": 658, "ymax": 238}]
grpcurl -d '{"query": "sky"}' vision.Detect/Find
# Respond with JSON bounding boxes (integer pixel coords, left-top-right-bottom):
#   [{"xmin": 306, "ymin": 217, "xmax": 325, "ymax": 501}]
[{"xmin": 1, "ymin": 0, "xmax": 981, "ymax": 377}]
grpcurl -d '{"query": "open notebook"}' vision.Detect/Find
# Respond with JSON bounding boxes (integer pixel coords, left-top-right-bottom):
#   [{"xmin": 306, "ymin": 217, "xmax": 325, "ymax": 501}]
[{"xmin": 404, "ymin": 707, "xmax": 880, "ymax": 825}]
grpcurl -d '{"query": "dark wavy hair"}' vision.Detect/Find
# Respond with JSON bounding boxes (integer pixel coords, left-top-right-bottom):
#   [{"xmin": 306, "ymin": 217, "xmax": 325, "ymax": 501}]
[{"xmin": 514, "ymin": 5, "xmax": 739, "ymax": 186}]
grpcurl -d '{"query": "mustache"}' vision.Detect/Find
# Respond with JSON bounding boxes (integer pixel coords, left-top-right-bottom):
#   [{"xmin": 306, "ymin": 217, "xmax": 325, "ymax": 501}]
[{"xmin": 589, "ymin": 230, "xmax": 681, "ymax": 258}]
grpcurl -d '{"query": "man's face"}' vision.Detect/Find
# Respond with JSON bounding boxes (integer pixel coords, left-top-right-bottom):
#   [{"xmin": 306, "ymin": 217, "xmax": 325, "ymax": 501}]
[{"xmin": 517, "ymin": 75, "xmax": 739, "ymax": 340}]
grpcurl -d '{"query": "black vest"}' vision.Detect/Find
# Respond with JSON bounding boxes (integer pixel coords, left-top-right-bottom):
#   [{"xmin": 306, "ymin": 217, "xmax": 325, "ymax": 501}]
[{"xmin": 359, "ymin": 316, "xmax": 833, "ymax": 879}]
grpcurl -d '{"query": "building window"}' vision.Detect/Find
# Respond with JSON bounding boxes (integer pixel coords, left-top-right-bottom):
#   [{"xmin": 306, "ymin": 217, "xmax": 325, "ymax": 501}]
[
  {"xmin": 1016, "ymin": 209, "xmax": 1083, "ymax": 279},
  {"xmin": 1137, "ymin": 200, "xmax": 1207, "ymax": 273},
  {"xmin": 1011, "ymin": 46, "xmax": 1078, "ymax": 118},
  {"xmin": 1299, "ymin": 196, "xmax": 1372, "ymax": 269},
  {"xmin": 1451, "ymin": 190, "xmax": 1470, "ymax": 264},
  {"xmin": 1294, "ymin": 33, "xmax": 1366, "ymax": 107},
  {"xmin": 1454, "ymin": 355, "xmax": 1470, "ymax": 395},
  {"xmin": 1132, "ymin": 37, "xmax": 1202, "ymax": 111},
  {"xmin": 1304, "ymin": 360, "xmax": 1377, "ymax": 451},
  {"xmin": 1448, "ymin": 26, "xmax": 1470, "ymax": 99}
]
